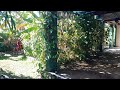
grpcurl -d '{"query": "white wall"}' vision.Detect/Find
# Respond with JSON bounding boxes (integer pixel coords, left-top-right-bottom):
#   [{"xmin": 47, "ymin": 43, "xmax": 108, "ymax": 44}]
[{"xmin": 116, "ymin": 24, "xmax": 120, "ymax": 47}]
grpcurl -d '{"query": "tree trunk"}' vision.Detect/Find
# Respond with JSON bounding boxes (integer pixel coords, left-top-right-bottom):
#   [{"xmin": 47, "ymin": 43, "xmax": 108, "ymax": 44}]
[{"xmin": 44, "ymin": 11, "xmax": 58, "ymax": 72}]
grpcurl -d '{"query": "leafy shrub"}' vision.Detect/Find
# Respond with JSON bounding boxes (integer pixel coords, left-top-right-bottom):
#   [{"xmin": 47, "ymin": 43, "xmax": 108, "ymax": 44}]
[{"xmin": 57, "ymin": 11, "xmax": 104, "ymax": 65}]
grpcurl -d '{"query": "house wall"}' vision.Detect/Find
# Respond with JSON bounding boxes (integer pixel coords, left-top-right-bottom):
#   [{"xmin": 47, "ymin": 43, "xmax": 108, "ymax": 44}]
[
  {"xmin": 103, "ymin": 22, "xmax": 116, "ymax": 49},
  {"xmin": 116, "ymin": 24, "xmax": 120, "ymax": 47}
]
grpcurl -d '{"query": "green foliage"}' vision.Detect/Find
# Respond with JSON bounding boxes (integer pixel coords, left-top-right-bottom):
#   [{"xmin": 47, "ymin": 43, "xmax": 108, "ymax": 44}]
[
  {"xmin": 0, "ymin": 11, "xmax": 106, "ymax": 79},
  {"xmin": 75, "ymin": 13, "xmax": 104, "ymax": 59},
  {"xmin": 18, "ymin": 11, "xmax": 47, "ymax": 78},
  {"xmin": 0, "ymin": 33, "xmax": 9, "ymax": 41},
  {"xmin": 0, "ymin": 32, "xmax": 13, "ymax": 52},
  {"xmin": 0, "ymin": 11, "xmax": 47, "ymax": 78},
  {"xmin": 57, "ymin": 11, "xmax": 104, "ymax": 64}
]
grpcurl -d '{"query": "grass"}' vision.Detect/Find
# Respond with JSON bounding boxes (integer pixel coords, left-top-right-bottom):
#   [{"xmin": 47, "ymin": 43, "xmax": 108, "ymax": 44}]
[
  {"xmin": 0, "ymin": 56, "xmax": 11, "ymax": 60},
  {"xmin": 20, "ymin": 55, "xmax": 27, "ymax": 60},
  {"xmin": 0, "ymin": 52, "xmax": 40, "ymax": 79},
  {"xmin": 0, "ymin": 68, "xmax": 33, "ymax": 79}
]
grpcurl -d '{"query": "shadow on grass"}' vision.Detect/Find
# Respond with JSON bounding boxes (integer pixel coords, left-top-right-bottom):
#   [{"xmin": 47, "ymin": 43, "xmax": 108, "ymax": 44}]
[
  {"xmin": 0, "ymin": 52, "xmax": 27, "ymax": 61},
  {"xmin": 0, "ymin": 68, "xmax": 33, "ymax": 79},
  {"xmin": 0, "ymin": 55, "xmax": 11, "ymax": 60}
]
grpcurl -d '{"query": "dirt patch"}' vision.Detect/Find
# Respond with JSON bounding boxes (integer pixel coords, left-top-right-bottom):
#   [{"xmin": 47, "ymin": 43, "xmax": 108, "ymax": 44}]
[
  {"xmin": 58, "ymin": 49, "xmax": 120, "ymax": 79},
  {"xmin": 58, "ymin": 61, "xmax": 120, "ymax": 79}
]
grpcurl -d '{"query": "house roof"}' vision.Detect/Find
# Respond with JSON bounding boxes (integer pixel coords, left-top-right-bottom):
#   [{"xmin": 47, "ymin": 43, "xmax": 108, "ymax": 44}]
[
  {"xmin": 74, "ymin": 11, "xmax": 120, "ymax": 21},
  {"xmin": 93, "ymin": 11, "xmax": 117, "ymax": 15},
  {"xmin": 93, "ymin": 11, "xmax": 120, "ymax": 21}
]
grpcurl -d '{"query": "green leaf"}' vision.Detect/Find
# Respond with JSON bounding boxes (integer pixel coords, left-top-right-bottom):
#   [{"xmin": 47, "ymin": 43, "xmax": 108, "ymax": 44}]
[
  {"xmin": 23, "ymin": 18, "xmax": 33, "ymax": 23},
  {"xmin": 31, "ymin": 12, "xmax": 39, "ymax": 19},
  {"xmin": 0, "ymin": 16, "xmax": 3, "ymax": 21},
  {"xmin": 21, "ymin": 27, "xmax": 38, "ymax": 34},
  {"xmin": 24, "ymin": 34, "xmax": 30, "ymax": 39},
  {"xmin": 11, "ymin": 16, "xmax": 16, "ymax": 30},
  {"xmin": 5, "ymin": 12, "xmax": 8, "ymax": 27}
]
